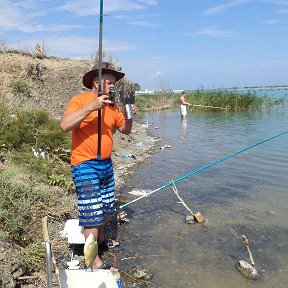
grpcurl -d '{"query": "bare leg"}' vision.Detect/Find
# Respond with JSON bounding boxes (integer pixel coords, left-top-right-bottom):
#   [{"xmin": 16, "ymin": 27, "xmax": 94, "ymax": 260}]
[
  {"xmin": 97, "ymin": 224, "xmax": 105, "ymax": 243},
  {"xmin": 97, "ymin": 217, "xmax": 119, "ymax": 246}
]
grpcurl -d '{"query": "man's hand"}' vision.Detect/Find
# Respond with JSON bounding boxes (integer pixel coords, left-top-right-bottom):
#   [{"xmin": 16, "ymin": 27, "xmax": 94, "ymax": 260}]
[{"xmin": 93, "ymin": 94, "xmax": 113, "ymax": 110}]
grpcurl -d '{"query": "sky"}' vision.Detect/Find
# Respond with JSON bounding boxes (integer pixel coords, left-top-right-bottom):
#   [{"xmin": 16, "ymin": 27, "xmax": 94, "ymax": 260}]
[{"xmin": 1, "ymin": 0, "xmax": 288, "ymax": 91}]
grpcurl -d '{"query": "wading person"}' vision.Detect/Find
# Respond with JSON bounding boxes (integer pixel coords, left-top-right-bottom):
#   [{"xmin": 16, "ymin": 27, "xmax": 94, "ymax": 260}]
[
  {"xmin": 179, "ymin": 91, "xmax": 191, "ymax": 119},
  {"xmin": 60, "ymin": 62, "xmax": 135, "ymax": 271}
]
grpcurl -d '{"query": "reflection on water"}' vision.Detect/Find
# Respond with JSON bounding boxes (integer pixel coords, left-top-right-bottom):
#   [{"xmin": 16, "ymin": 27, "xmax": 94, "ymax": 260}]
[
  {"xmin": 180, "ymin": 118, "xmax": 188, "ymax": 142},
  {"xmin": 120, "ymin": 107, "xmax": 288, "ymax": 288}
]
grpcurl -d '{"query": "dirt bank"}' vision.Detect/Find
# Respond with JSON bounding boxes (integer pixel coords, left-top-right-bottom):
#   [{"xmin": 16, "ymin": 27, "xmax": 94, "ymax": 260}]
[{"xmin": 0, "ymin": 52, "xmax": 92, "ymax": 117}]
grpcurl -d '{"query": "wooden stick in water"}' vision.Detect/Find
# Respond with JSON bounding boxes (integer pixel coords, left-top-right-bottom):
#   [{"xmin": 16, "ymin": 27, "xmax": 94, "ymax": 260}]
[
  {"xmin": 171, "ymin": 181, "xmax": 204, "ymax": 223},
  {"xmin": 171, "ymin": 181, "xmax": 195, "ymax": 217},
  {"xmin": 242, "ymin": 235, "xmax": 256, "ymax": 267}
]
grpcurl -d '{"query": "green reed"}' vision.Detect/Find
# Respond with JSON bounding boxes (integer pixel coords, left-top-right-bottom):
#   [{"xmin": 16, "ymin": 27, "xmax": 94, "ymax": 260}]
[
  {"xmin": 187, "ymin": 89, "xmax": 264, "ymax": 111},
  {"xmin": 135, "ymin": 89, "xmax": 282, "ymax": 112}
]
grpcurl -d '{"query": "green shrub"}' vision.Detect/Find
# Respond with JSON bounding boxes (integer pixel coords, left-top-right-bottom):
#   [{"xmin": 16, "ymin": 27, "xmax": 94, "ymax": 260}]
[
  {"xmin": 48, "ymin": 174, "xmax": 75, "ymax": 192},
  {"xmin": 21, "ymin": 243, "xmax": 45, "ymax": 271},
  {"xmin": 0, "ymin": 109, "xmax": 71, "ymax": 151},
  {"xmin": 10, "ymin": 79, "xmax": 33, "ymax": 98},
  {"xmin": 38, "ymin": 130, "xmax": 71, "ymax": 152}
]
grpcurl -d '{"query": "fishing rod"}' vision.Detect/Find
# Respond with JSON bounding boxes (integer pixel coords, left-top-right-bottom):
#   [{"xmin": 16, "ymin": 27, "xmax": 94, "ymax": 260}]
[
  {"xmin": 191, "ymin": 104, "xmax": 227, "ymax": 110},
  {"xmin": 97, "ymin": 0, "xmax": 104, "ymax": 160},
  {"xmin": 119, "ymin": 130, "xmax": 288, "ymax": 209}
]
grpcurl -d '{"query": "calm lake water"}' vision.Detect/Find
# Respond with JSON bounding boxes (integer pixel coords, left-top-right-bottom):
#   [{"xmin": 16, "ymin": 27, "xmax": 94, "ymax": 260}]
[{"xmin": 119, "ymin": 89, "xmax": 288, "ymax": 288}]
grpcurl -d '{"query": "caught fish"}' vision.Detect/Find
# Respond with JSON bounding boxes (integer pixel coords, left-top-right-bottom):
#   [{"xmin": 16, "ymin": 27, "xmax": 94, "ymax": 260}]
[
  {"xmin": 83, "ymin": 232, "xmax": 98, "ymax": 269},
  {"xmin": 237, "ymin": 260, "xmax": 259, "ymax": 280}
]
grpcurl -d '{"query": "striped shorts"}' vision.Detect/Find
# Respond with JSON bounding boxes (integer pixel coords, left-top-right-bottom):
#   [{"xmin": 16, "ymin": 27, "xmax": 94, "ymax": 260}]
[{"xmin": 71, "ymin": 158, "xmax": 115, "ymax": 227}]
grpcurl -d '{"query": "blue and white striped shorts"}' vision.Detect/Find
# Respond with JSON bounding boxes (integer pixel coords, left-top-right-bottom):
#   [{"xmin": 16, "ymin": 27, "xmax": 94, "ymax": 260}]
[{"xmin": 71, "ymin": 158, "xmax": 115, "ymax": 227}]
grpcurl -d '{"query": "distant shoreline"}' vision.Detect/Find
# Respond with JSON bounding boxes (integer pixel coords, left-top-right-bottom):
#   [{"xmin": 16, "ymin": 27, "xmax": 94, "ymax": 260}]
[
  {"xmin": 227, "ymin": 85, "xmax": 288, "ymax": 89},
  {"xmin": 194, "ymin": 85, "xmax": 288, "ymax": 91},
  {"xmin": 182, "ymin": 85, "xmax": 288, "ymax": 93}
]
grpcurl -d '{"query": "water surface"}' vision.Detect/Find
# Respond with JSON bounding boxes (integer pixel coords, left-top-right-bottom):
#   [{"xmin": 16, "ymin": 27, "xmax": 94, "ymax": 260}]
[{"xmin": 119, "ymin": 93, "xmax": 288, "ymax": 288}]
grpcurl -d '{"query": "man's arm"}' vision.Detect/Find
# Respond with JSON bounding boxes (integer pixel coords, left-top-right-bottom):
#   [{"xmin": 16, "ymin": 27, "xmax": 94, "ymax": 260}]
[
  {"xmin": 117, "ymin": 119, "xmax": 133, "ymax": 135},
  {"xmin": 60, "ymin": 95, "xmax": 111, "ymax": 132}
]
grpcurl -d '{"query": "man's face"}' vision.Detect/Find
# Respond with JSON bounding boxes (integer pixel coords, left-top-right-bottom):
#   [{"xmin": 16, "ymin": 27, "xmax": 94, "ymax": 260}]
[{"xmin": 93, "ymin": 73, "xmax": 116, "ymax": 94}]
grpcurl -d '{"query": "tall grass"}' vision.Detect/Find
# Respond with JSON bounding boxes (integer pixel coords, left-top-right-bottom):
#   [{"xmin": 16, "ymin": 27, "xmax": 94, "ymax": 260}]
[
  {"xmin": 136, "ymin": 92, "xmax": 177, "ymax": 112},
  {"xmin": 188, "ymin": 89, "xmax": 264, "ymax": 112},
  {"xmin": 135, "ymin": 89, "xmax": 281, "ymax": 112}
]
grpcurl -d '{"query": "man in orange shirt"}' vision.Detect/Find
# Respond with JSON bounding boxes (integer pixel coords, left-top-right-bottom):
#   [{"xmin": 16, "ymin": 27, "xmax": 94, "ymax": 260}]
[{"xmin": 61, "ymin": 62, "xmax": 135, "ymax": 271}]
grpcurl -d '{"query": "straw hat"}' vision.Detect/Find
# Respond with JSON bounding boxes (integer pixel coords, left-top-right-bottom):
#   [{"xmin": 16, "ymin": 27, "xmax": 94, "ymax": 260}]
[{"xmin": 83, "ymin": 62, "xmax": 125, "ymax": 89}]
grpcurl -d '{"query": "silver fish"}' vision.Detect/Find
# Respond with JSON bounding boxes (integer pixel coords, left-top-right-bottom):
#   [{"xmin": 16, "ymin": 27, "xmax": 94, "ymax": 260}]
[
  {"xmin": 83, "ymin": 232, "xmax": 98, "ymax": 269},
  {"xmin": 237, "ymin": 260, "xmax": 259, "ymax": 280}
]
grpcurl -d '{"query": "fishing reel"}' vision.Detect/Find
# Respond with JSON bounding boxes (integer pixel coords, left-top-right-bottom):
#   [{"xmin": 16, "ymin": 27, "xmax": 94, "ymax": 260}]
[{"xmin": 108, "ymin": 86, "xmax": 116, "ymax": 107}]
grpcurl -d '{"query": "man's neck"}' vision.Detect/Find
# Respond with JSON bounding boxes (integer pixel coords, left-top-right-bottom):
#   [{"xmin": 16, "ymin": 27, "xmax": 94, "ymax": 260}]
[{"xmin": 91, "ymin": 88, "xmax": 98, "ymax": 97}]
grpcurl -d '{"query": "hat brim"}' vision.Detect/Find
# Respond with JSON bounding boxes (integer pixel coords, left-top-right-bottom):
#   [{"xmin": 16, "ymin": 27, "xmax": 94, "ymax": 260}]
[{"xmin": 83, "ymin": 68, "xmax": 125, "ymax": 89}]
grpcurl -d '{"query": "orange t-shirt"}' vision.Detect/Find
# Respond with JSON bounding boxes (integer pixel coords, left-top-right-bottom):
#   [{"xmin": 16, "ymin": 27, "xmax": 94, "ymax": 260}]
[{"xmin": 64, "ymin": 91, "xmax": 125, "ymax": 165}]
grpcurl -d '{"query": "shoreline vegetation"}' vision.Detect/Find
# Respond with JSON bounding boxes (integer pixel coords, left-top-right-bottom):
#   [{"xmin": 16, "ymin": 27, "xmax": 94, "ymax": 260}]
[
  {"xmin": 0, "ymin": 48, "xmax": 286, "ymax": 287},
  {"xmin": 136, "ymin": 90, "xmax": 284, "ymax": 113}
]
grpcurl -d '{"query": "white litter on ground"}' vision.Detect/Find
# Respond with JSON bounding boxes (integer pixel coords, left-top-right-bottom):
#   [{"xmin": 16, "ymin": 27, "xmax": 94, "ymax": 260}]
[
  {"xmin": 128, "ymin": 189, "xmax": 151, "ymax": 197},
  {"xmin": 60, "ymin": 219, "xmax": 85, "ymax": 244},
  {"xmin": 67, "ymin": 260, "xmax": 80, "ymax": 270}
]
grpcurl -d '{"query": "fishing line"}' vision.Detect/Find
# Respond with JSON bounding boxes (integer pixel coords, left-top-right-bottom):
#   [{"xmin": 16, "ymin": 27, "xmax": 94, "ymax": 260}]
[
  {"xmin": 119, "ymin": 130, "xmax": 288, "ymax": 209},
  {"xmin": 230, "ymin": 229, "xmax": 242, "ymax": 240},
  {"xmin": 192, "ymin": 104, "xmax": 226, "ymax": 110}
]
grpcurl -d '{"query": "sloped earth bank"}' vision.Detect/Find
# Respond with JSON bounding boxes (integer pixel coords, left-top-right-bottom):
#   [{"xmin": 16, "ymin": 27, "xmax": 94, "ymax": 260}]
[{"xmin": 0, "ymin": 122, "xmax": 159, "ymax": 288}]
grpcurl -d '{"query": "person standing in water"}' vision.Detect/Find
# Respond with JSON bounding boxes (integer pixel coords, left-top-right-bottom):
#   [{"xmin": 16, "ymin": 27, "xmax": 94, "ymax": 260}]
[{"xmin": 179, "ymin": 91, "xmax": 191, "ymax": 119}]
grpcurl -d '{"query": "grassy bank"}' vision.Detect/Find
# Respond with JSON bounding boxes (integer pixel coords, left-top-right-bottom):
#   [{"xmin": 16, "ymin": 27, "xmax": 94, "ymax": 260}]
[
  {"xmin": 135, "ymin": 89, "xmax": 282, "ymax": 112},
  {"xmin": 0, "ymin": 103, "xmax": 75, "ymax": 280}
]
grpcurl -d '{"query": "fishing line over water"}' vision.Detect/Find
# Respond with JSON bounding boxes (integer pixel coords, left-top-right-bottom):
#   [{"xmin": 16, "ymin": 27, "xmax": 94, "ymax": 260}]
[{"xmin": 120, "ymin": 130, "xmax": 288, "ymax": 209}]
